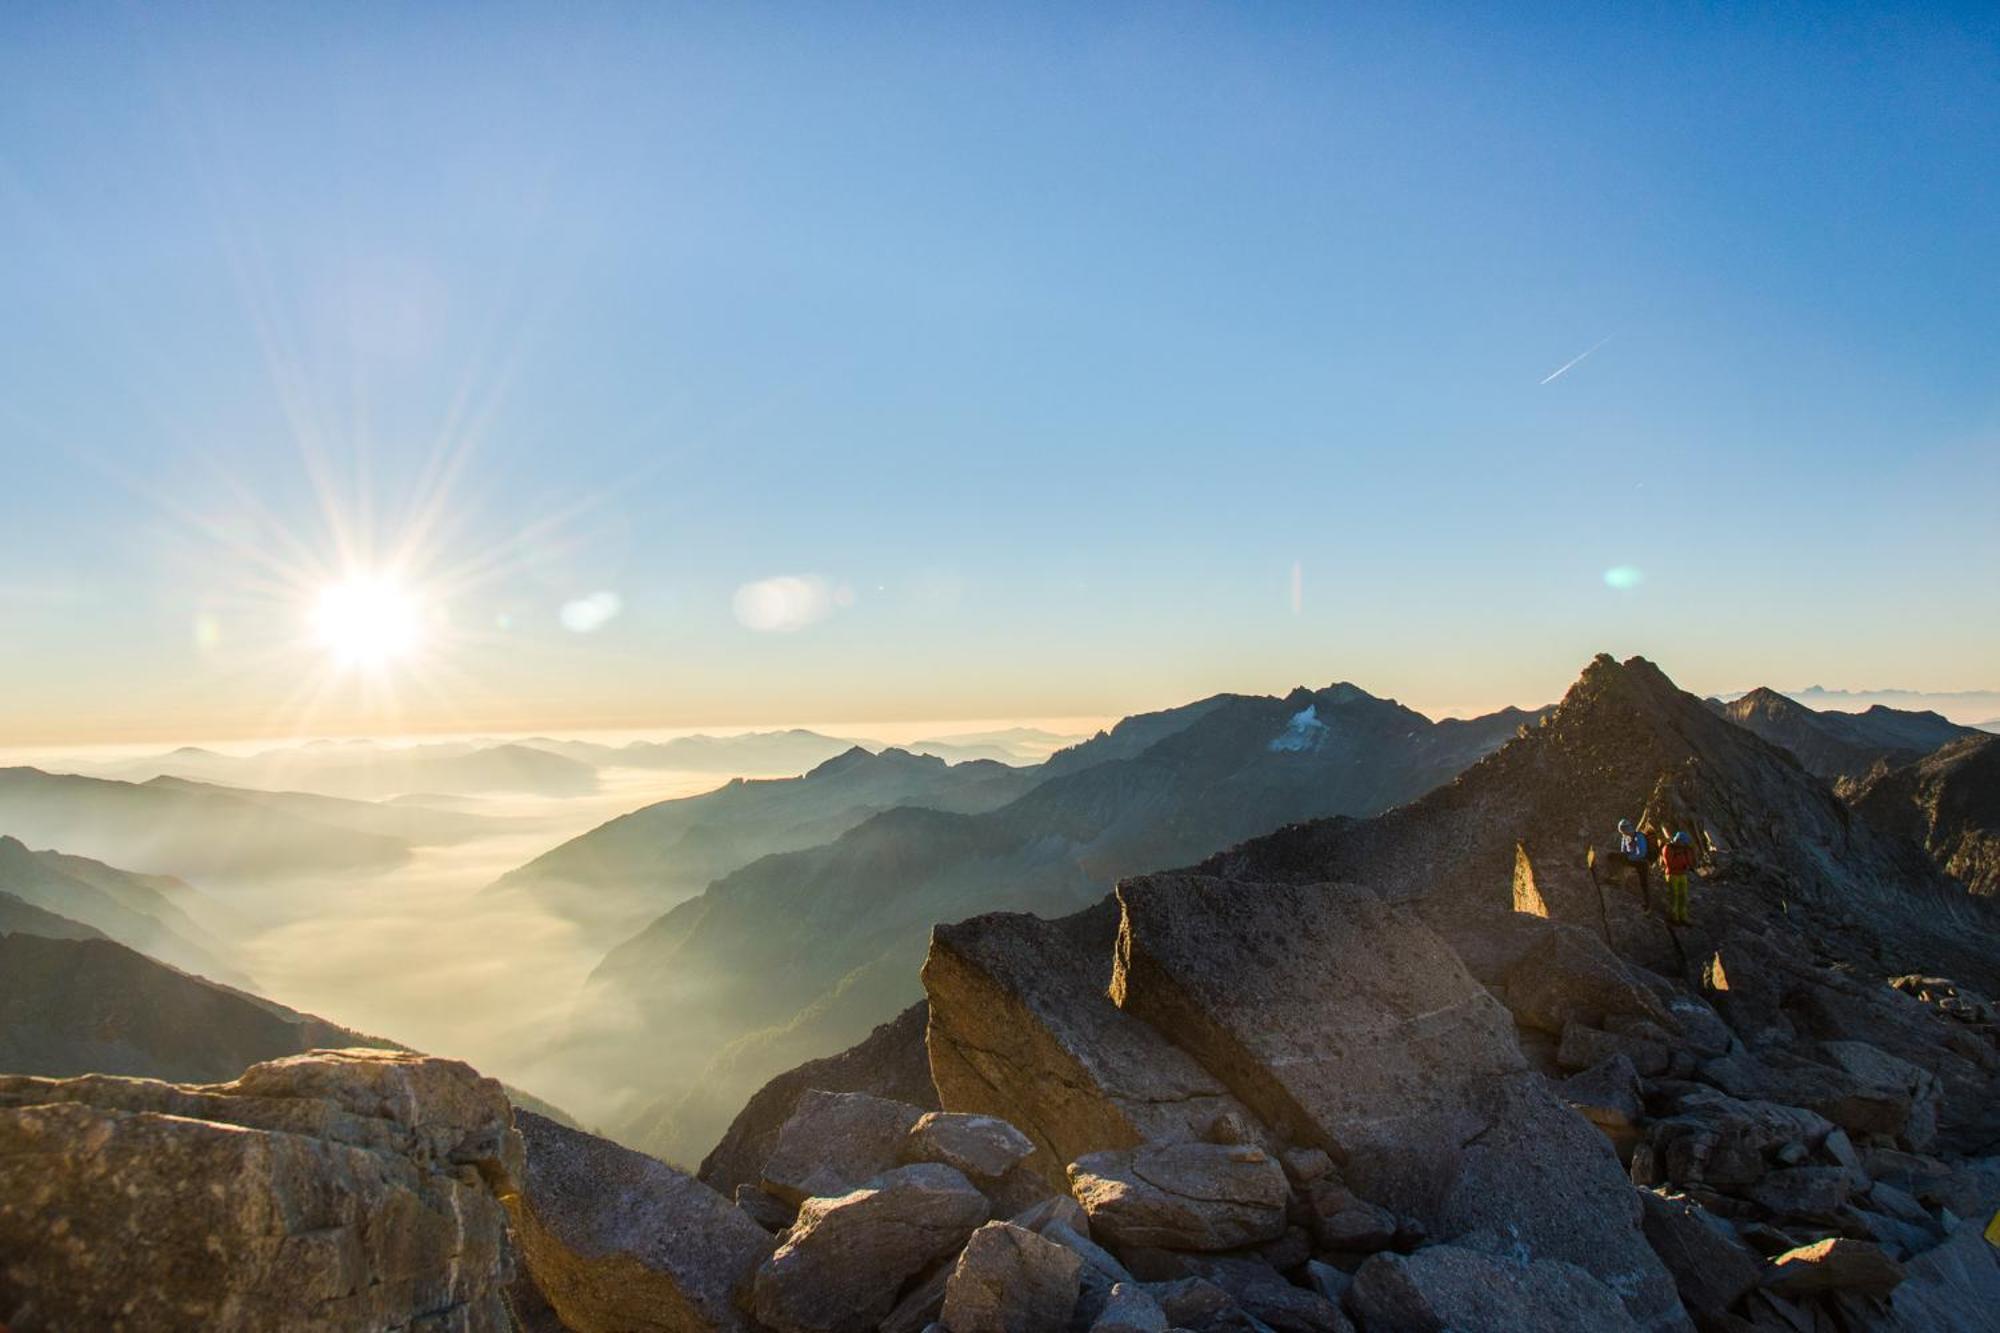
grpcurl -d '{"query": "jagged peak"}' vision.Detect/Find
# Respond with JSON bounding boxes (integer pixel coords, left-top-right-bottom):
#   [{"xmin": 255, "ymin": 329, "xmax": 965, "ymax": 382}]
[{"xmin": 803, "ymin": 745, "xmax": 943, "ymax": 781}]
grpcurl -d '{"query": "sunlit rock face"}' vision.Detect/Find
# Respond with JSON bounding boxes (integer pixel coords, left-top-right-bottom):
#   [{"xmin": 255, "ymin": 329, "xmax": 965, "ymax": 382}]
[{"xmin": 0, "ymin": 1050, "xmax": 522, "ymax": 1333}]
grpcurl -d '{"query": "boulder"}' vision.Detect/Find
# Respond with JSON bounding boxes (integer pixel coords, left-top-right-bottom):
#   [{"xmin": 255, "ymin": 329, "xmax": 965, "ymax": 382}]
[
  {"xmin": 1637, "ymin": 1190, "xmax": 1763, "ymax": 1322},
  {"xmin": 734, "ymin": 1183, "xmax": 794, "ymax": 1231},
  {"xmin": 1700, "ymin": 1049, "xmax": 1911, "ymax": 1141},
  {"xmin": 700, "ymin": 1001, "xmax": 939, "ymax": 1197},
  {"xmin": 750, "ymin": 1163, "xmax": 989, "ymax": 1333},
  {"xmin": 939, "ymin": 1221, "xmax": 1084, "ymax": 1333},
  {"xmin": 1038, "ymin": 1219, "xmax": 1136, "ymax": 1325},
  {"xmin": 1558, "ymin": 1021, "xmax": 1671, "ymax": 1077},
  {"xmin": 1092, "ymin": 1282, "xmax": 1170, "ymax": 1333},
  {"xmin": 1068, "ymin": 1142, "xmax": 1290, "ymax": 1251},
  {"xmin": 0, "ymin": 1050, "xmax": 519, "ymax": 1332},
  {"xmin": 1762, "ymin": 1237, "xmax": 1906, "ymax": 1298},
  {"xmin": 759, "ymin": 1088, "xmax": 927, "ymax": 1206},
  {"xmin": 1348, "ymin": 1244, "xmax": 1642, "ymax": 1333},
  {"xmin": 880, "ymin": 1261, "xmax": 953, "ymax": 1333},
  {"xmin": 1178, "ymin": 1256, "xmax": 1351, "ymax": 1332},
  {"xmin": 1559, "ymin": 1053, "xmax": 1645, "ymax": 1148},
  {"xmin": 1887, "ymin": 1217, "xmax": 2000, "ymax": 1330},
  {"xmin": 924, "ymin": 901, "xmax": 1261, "ymax": 1182},
  {"xmin": 1281, "ymin": 1148, "xmax": 1335, "ymax": 1185},
  {"xmin": 905, "ymin": 1110, "xmax": 1035, "ymax": 1181},
  {"xmin": 1402, "ymin": 1072, "xmax": 1689, "ymax": 1333},
  {"xmin": 1819, "ymin": 1040, "xmax": 1943, "ymax": 1150},
  {"xmin": 504, "ymin": 1109, "xmax": 775, "ymax": 1333},
  {"xmin": 1511, "ymin": 841, "xmax": 1606, "ymax": 928},
  {"xmin": 1503, "ymin": 924, "xmax": 1679, "ymax": 1037},
  {"xmin": 1302, "ymin": 1178, "xmax": 1400, "ymax": 1252},
  {"xmin": 1108, "ymin": 876, "xmax": 1524, "ymax": 1159},
  {"xmin": 1745, "ymin": 1166, "xmax": 1851, "ymax": 1224},
  {"xmin": 1143, "ymin": 1277, "xmax": 1263, "ymax": 1331}
]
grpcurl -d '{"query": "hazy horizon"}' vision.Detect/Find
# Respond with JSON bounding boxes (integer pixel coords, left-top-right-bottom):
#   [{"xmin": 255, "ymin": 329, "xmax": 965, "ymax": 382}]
[{"xmin": 7, "ymin": 668, "xmax": 2000, "ymax": 752}]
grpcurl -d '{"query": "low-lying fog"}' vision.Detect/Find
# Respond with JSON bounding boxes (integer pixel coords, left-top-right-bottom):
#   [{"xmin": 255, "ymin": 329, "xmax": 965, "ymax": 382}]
[
  {"xmin": 4, "ymin": 722, "xmax": 1093, "ymax": 1133},
  {"xmin": 184, "ymin": 767, "xmax": 726, "ymax": 1127}
]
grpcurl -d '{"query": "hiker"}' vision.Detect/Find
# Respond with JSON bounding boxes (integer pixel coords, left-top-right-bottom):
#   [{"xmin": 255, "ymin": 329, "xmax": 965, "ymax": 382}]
[
  {"xmin": 1661, "ymin": 830, "xmax": 1696, "ymax": 926},
  {"xmin": 1616, "ymin": 818, "xmax": 1651, "ymax": 908}
]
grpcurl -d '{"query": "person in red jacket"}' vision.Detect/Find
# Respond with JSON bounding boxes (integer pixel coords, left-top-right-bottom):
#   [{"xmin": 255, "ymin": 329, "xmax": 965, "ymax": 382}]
[{"xmin": 1661, "ymin": 829, "xmax": 1696, "ymax": 926}]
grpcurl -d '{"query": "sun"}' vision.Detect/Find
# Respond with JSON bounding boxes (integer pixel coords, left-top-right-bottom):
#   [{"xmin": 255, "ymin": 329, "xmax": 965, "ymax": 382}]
[{"xmin": 310, "ymin": 577, "xmax": 425, "ymax": 667}]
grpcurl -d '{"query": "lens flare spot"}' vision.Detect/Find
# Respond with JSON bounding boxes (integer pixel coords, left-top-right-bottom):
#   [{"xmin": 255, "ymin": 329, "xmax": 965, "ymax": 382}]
[
  {"xmin": 559, "ymin": 591, "xmax": 623, "ymax": 633},
  {"xmin": 1603, "ymin": 565, "xmax": 1644, "ymax": 591}
]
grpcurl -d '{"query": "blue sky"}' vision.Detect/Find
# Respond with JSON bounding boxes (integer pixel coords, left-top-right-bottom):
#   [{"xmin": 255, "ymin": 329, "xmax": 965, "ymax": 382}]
[{"xmin": 1, "ymin": 3, "xmax": 1995, "ymax": 741}]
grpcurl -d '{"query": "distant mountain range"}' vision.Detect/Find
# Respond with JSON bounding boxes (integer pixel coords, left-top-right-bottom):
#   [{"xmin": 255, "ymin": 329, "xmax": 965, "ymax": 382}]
[
  {"xmin": 0, "ymin": 766, "xmax": 498, "ymax": 880},
  {"xmin": 1718, "ymin": 684, "xmax": 2000, "ymax": 728},
  {"xmin": 486, "ymin": 747, "xmax": 1043, "ymax": 942},
  {"xmin": 0, "ymin": 835, "xmax": 244, "ymax": 986},
  {"xmin": 1710, "ymin": 687, "xmax": 1978, "ymax": 781},
  {"xmin": 515, "ymin": 726, "xmax": 1078, "ymax": 773},
  {"xmin": 86, "ymin": 740, "xmax": 598, "ymax": 800},
  {"xmin": 577, "ymin": 683, "xmax": 1544, "ymax": 1164}
]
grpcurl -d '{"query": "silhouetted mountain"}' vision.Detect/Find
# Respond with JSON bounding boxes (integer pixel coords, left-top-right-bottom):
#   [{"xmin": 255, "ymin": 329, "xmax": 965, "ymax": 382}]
[
  {"xmin": 0, "ymin": 933, "xmax": 393, "ymax": 1084},
  {"xmin": 1845, "ymin": 734, "xmax": 2000, "ymax": 897},
  {"xmin": 1714, "ymin": 687, "xmax": 1977, "ymax": 780},
  {"xmin": 0, "ymin": 836, "xmax": 244, "ymax": 985},
  {"xmin": 0, "ymin": 931, "xmax": 576, "ymax": 1127},
  {"xmin": 96, "ymin": 740, "xmax": 597, "ymax": 799},
  {"xmin": 902, "ymin": 727, "xmax": 1082, "ymax": 765},
  {"xmin": 0, "ymin": 767, "xmax": 428, "ymax": 880},
  {"xmin": 582, "ymin": 683, "xmax": 1540, "ymax": 1163},
  {"xmin": 0, "ymin": 892, "xmax": 101, "ymax": 942},
  {"xmin": 486, "ymin": 747, "xmax": 1040, "ymax": 940}
]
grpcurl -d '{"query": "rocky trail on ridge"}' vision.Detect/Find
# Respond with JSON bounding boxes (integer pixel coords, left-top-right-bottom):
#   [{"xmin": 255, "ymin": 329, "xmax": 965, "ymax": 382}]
[{"xmin": 3, "ymin": 655, "xmax": 1999, "ymax": 1332}]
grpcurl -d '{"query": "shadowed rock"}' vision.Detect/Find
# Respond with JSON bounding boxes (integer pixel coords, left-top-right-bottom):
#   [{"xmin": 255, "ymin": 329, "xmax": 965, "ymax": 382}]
[
  {"xmin": 750, "ymin": 1162, "xmax": 989, "ymax": 1333},
  {"xmin": 1348, "ymin": 1243, "xmax": 1642, "ymax": 1332},
  {"xmin": 1068, "ymin": 1142, "xmax": 1289, "ymax": 1251},
  {"xmin": 940, "ymin": 1220, "xmax": 1084, "ymax": 1333},
  {"xmin": 504, "ymin": 1109, "xmax": 774, "ymax": 1332},
  {"xmin": 759, "ymin": 1088, "xmax": 927, "ymax": 1206},
  {"xmin": 1763, "ymin": 1236, "xmax": 1907, "ymax": 1298},
  {"xmin": 1109, "ymin": 874, "xmax": 1523, "ymax": 1159},
  {"xmin": 923, "ymin": 899, "xmax": 1262, "ymax": 1181},
  {"xmin": 1638, "ymin": 1190, "xmax": 1763, "ymax": 1323},
  {"xmin": 700, "ymin": 1001, "xmax": 939, "ymax": 1197},
  {"xmin": 1092, "ymin": 1281, "xmax": 1170, "ymax": 1332}
]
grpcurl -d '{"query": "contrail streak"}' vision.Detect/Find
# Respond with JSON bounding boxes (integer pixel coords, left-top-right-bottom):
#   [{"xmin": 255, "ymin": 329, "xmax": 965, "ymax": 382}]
[{"xmin": 1539, "ymin": 333, "xmax": 1616, "ymax": 385}]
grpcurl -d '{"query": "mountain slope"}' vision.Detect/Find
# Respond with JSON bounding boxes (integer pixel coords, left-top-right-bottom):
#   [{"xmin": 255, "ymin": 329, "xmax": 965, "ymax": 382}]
[
  {"xmin": 1844, "ymin": 734, "xmax": 2000, "ymax": 897},
  {"xmin": 0, "ymin": 932, "xmax": 394, "ymax": 1083},
  {"xmin": 583, "ymin": 682, "xmax": 1539, "ymax": 1163},
  {"xmin": 1204, "ymin": 655, "xmax": 1996, "ymax": 991},
  {"xmin": 0, "ymin": 766, "xmax": 415, "ymax": 879},
  {"xmin": 486, "ymin": 746, "xmax": 1040, "ymax": 939},
  {"xmin": 0, "ymin": 836, "xmax": 244, "ymax": 985},
  {"xmin": 140, "ymin": 774, "xmax": 494, "ymax": 844},
  {"xmin": 0, "ymin": 892, "xmax": 103, "ymax": 942},
  {"xmin": 1714, "ymin": 686, "xmax": 1976, "ymax": 780}
]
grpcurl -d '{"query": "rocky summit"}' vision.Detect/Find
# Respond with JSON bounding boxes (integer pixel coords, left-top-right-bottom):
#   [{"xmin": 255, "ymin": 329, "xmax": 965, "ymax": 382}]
[{"xmin": 4, "ymin": 655, "xmax": 1999, "ymax": 1332}]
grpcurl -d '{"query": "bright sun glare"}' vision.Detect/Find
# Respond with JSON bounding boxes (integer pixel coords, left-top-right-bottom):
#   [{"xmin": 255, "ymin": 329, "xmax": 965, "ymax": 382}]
[{"xmin": 311, "ymin": 578, "xmax": 424, "ymax": 667}]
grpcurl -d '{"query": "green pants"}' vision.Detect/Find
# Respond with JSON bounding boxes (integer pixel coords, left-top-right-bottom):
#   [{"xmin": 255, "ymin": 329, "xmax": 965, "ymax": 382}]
[{"xmin": 1666, "ymin": 873, "xmax": 1690, "ymax": 925}]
